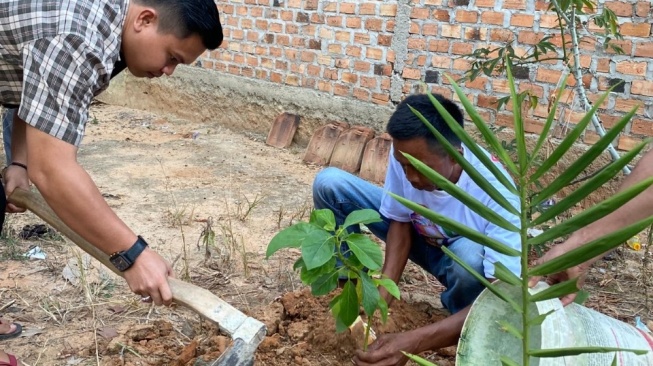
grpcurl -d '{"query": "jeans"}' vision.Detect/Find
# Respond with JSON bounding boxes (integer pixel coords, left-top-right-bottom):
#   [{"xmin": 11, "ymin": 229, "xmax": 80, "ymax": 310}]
[
  {"xmin": 2, "ymin": 108, "xmax": 13, "ymax": 164},
  {"xmin": 313, "ymin": 167, "xmax": 486, "ymax": 314}
]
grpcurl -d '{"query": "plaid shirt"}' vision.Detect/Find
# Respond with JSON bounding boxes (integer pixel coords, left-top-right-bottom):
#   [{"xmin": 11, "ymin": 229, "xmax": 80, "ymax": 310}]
[{"xmin": 0, "ymin": 0, "xmax": 129, "ymax": 146}]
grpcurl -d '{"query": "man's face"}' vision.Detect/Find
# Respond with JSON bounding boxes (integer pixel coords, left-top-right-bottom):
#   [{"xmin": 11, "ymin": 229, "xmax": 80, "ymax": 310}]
[
  {"xmin": 122, "ymin": 8, "xmax": 206, "ymax": 78},
  {"xmin": 392, "ymin": 137, "xmax": 460, "ymax": 192}
]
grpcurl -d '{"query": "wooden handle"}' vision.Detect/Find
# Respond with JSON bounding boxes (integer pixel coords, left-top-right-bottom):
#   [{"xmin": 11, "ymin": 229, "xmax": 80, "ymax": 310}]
[{"xmin": 8, "ymin": 188, "xmax": 266, "ymax": 342}]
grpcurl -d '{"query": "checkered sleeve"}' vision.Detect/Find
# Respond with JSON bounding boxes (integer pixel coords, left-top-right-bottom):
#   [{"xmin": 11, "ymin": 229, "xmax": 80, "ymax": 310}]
[{"xmin": 18, "ymin": 33, "xmax": 107, "ymax": 147}]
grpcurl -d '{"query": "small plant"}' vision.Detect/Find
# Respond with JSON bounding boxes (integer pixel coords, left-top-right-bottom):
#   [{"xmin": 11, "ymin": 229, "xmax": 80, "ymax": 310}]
[{"xmin": 266, "ymin": 208, "xmax": 399, "ymax": 349}]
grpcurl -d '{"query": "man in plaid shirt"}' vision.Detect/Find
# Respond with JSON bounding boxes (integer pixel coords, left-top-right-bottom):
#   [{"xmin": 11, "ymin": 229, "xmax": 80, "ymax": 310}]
[{"xmin": 0, "ymin": 0, "xmax": 222, "ymax": 362}]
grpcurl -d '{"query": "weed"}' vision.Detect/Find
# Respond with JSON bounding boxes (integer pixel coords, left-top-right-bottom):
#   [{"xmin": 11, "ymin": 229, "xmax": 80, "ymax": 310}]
[{"xmin": 235, "ymin": 194, "xmax": 265, "ymax": 221}]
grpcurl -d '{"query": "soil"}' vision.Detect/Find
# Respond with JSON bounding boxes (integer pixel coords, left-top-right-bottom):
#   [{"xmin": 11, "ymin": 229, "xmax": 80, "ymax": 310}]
[{"xmin": 0, "ymin": 102, "xmax": 650, "ymax": 366}]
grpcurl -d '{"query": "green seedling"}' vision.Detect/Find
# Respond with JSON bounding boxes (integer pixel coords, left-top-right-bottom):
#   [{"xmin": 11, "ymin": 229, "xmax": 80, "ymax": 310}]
[{"xmin": 266, "ymin": 208, "xmax": 400, "ymax": 349}]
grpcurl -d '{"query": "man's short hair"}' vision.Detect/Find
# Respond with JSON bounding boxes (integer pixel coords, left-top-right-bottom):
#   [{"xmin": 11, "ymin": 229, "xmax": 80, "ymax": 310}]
[
  {"xmin": 135, "ymin": 0, "xmax": 223, "ymax": 50},
  {"xmin": 386, "ymin": 94, "xmax": 464, "ymax": 154}
]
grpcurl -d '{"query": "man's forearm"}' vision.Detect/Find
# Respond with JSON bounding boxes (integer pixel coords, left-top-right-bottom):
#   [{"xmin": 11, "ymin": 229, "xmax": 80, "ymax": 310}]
[
  {"xmin": 382, "ymin": 221, "xmax": 413, "ymax": 283},
  {"xmin": 409, "ymin": 305, "xmax": 470, "ymax": 353},
  {"xmin": 10, "ymin": 111, "xmax": 27, "ymax": 164}
]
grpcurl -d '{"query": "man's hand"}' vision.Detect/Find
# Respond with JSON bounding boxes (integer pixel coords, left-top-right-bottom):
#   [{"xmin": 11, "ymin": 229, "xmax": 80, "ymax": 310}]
[
  {"xmin": 123, "ymin": 249, "xmax": 174, "ymax": 306},
  {"xmin": 353, "ymin": 332, "xmax": 418, "ymax": 366},
  {"xmin": 3, "ymin": 165, "xmax": 30, "ymax": 213},
  {"xmin": 528, "ymin": 243, "xmax": 587, "ymax": 306}
]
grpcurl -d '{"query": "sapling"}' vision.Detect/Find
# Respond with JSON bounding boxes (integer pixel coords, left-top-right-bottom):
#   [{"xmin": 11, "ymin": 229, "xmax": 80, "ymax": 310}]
[{"xmin": 266, "ymin": 208, "xmax": 400, "ymax": 349}]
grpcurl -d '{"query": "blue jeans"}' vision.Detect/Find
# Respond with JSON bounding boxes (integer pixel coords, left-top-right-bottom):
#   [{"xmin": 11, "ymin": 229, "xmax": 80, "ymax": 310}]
[
  {"xmin": 2, "ymin": 109, "xmax": 13, "ymax": 164},
  {"xmin": 313, "ymin": 167, "xmax": 486, "ymax": 314}
]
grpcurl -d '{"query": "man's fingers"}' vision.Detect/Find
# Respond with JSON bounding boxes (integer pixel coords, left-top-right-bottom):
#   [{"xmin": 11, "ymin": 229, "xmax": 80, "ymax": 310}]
[
  {"xmin": 560, "ymin": 293, "xmax": 577, "ymax": 306},
  {"xmin": 528, "ymin": 276, "xmax": 541, "ymax": 288}
]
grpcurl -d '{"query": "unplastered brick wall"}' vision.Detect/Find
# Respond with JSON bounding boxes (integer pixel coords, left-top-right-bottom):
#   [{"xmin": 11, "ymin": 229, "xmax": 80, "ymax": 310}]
[{"xmin": 199, "ymin": 0, "xmax": 653, "ymax": 149}]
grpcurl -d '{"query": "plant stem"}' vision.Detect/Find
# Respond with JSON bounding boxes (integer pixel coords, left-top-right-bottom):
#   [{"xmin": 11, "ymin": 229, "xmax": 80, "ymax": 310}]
[
  {"xmin": 520, "ymin": 174, "xmax": 530, "ymax": 366},
  {"xmin": 363, "ymin": 322, "xmax": 371, "ymax": 351}
]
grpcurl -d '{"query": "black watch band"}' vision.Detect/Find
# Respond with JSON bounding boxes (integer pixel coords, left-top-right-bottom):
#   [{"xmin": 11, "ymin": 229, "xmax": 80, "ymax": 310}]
[{"xmin": 109, "ymin": 236, "xmax": 149, "ymax": 272}]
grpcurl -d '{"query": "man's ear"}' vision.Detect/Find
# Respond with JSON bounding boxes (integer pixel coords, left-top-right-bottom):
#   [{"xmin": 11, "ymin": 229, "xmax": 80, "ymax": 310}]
[{"xmin": 133, "ymin": 8, "xmax": 158, "ymax": 32}]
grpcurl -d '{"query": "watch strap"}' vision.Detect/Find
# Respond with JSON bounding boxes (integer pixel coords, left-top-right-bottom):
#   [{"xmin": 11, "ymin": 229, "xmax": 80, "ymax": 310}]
[{"xmin": 111, "ymin": 236, "xmax": 149, "ymax": 271}]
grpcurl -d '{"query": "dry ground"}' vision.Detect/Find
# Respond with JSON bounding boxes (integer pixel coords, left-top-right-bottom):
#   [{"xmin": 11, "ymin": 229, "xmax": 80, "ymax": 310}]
[{"xmin": 0, "ymin": 102, "xmax": 651, "ymax": 365}]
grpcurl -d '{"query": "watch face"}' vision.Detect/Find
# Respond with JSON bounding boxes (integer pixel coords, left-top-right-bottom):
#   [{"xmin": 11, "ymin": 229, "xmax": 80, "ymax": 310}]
[{"xmin": 111, "ymin": 255, "xmax": 131, "ymax": 271}]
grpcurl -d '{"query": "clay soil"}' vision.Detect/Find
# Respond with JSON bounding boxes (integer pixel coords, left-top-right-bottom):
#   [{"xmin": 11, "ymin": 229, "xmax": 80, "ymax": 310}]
[{"xmin": 0, "ymin": 102, "xmax": 651, "ymax": 366}]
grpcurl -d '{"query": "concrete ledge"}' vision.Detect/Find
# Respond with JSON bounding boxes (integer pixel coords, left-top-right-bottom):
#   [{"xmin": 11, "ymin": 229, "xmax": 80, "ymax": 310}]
[{"xmin": 98, "ymin": 66, "xmax": 395, "ymax": 145}]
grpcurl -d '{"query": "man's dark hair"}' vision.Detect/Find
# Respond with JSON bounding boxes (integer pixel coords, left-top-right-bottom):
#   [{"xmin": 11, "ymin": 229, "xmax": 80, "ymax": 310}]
[
  {"xmin": 136, "ymin": 0, "xmax": 223, "ymax": 50},
  {"xmin": 386, "ymin": 94, "xmax": 464, "ymax": 154}
]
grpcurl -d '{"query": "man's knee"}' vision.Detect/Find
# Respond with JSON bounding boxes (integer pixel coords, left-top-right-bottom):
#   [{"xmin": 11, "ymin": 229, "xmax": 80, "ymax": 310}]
[{"xmin": 313, "ymin": 167, "xmax": 349, "ymax": 195}]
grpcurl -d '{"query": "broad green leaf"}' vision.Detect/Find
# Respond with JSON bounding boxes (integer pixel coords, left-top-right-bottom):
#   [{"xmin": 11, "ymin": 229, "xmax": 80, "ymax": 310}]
[
  {"xmin": 359, "ymin": 271, "xmax": 380, "ymax": 317},
  {"xmin": 500, "ymin": 356, "xmax": 520, "ymax": 366},
  {"xmin": 528, "ymin": 177, "xmax": 653, "ymax": 247},
  {"xmin": 531, "ymin": 138, "xmax": 649, "ymax": 228},
  {"xmin": 530, "ymin": 78, "xmax": 568, "ymax": 165},
  {"xmin": 301, "ymin": 257, "xmax": 336, "ymax": 284},
  {"xmin": 530, "ymin": 215, "xmax": 653, "ymax": 276},
  {"xmin": 493, "ymin": 262, "xmax": 522, "ymax": 286},
  {"xmin": 293, "ymin": 257, "xmax": 305, "ymax": 271},
  {"xmin": 329, "ymin": 296, "xmax": 349, "ymax": 333},
  {"xmin": 343, "ymin": 209, "xmax": 382, "ymax": 231},
  {"xmin": 497, "ymin": 320, "xmax": 523, "ymax": 339},
  {"xmin": 529, "ymin": 278, "xmax": 579, "ymax": 302},
  {"xmin": 404, "ymin": 153, "xmax": 519, "ymax": 232},
  {"xmin": 346, "ymin": 234, "xmax": 383, "ymax": 270},
  {"xmin": 310, "ymin": 209, "xmax": 336, "ymax": 231},
  {"xmin": 444, "ymin": 75, "xmax": 519, "ymax": 178},
  {"xmin": 530, "ymin": 347, "xmax": 647, "ymax": 357},
  {"xmin": 528, "ymin": 309, "xmax": 555, "ymax": 326},
  {"xmin": 530, "ymin": 89, "xmax": 611, "ymax": 183},
  {"xmin": 402, "ymin": 352, "xmax": 438, "ymax": 366},
  {"xmin": 374, "ymin": 278, "xmax": 401, "ymax": 300},
  {"xmin": 337, "ymin": 280, "xmax": 359, "ymax": 328},
  {"xmin": 573, "ymin": 290, "xmax": 590, "ymax": 305},
  {"xmin": 393, "ymin": 194, "xmax": 521, "ymax": 257},
  {"xmin": 302, "ymin": 231, "xmax": 337, "ymax": 270},
  {"xmin": 442, "ymin": 246, "xmax": 521, "ymax": 312},
  {"xmin": 506, "ymin": 60, "xmax": 528, "ymax": 174},
  {"xmin": 378, "ymin": 297, "xmax": 389, "ymax": 323},
  {"xmin": 310, "ymin": 270, "xmax": 340, "ymax": 296},
  {"xmin": 403, "ymin": 110, "xmax": 519, "ymax": 215},
  {"xmin": 422, "ymin": 91, "xmax": 519, "ymax": 193},
  {"xmin": 267, "ymin": 222, "xmax": 322, "ymax": 258},
  {"xmin": 531, "ymin": 106, "xmax": 638, "ymax": 207}
]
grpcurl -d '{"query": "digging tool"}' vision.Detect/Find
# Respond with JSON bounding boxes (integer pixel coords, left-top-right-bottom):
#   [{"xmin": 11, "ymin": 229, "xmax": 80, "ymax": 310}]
[{"xmin": 9, "ymin": 188, "xmax": 266, "ymax": 366}]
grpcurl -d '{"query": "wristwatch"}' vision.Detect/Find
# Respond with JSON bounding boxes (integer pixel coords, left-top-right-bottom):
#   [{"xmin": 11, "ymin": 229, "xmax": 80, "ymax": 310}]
[{"xmin": 109, "ymin": 236, "xmax": 149, "ymax": 272}]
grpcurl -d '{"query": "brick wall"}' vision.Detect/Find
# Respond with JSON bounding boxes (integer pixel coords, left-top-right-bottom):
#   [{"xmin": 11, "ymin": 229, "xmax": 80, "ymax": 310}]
[{"xmin": 200, "ymin": 0, "xmax": 653, "ymax": 149}]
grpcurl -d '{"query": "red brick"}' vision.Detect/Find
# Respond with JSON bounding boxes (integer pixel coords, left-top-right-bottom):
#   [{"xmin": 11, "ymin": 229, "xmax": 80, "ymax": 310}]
[
  {"xmin": 490, "ymin": 29, "xmax": 515, "ymax": 42},
  {"xmin": 323, "ymin": 2, "xmax": 337, "ymax": 12},
  {"xmin": 335, "ymin": 58, "xmax": 349, "ymax": 68},
  {"xmin": 433, "ymin": 10, "xmax": 450, "ymax": 22},
  {"xmin": 597, "ymin": 113, "xmax": 622, "ymax": 128},
  {"xmin": 535, "ymin": 68, "xmax": 562, "ymax": 84},
  {"xmin": 503, "ymin": 0, "xmax": 526, "ymax": 9},
  {"xmin": 307, "ymin": 65, "xmax": 321, "ymax": 76},
  {"xmin": 631, "ymin": 80, "xmax": 653, "ymax": 97},
  {"xmin": 428, "ymin": 39, "xmax": 449, "ymax": 52},
  {"xmin": 354, "ymin": 61, "xmax": 371, "ymax": 72},
  {"xmin": 465, "ymin": 27, "xmax": 486, "ymax": 41},
  {"xmin": 583, "ymin": 130, "xmax": 601, "ymax": 145},
  {"xmin": 618, "ymin": 136, "xmax": 644, "ymax": 151},
  {"xmin": 517, "ymin": 31, "xmax": 544, "ymax": 45},
  {"xmin": 386, "ymin": 20, "xmax": 395, "ymax": 32},
  {"xmin": 441, "ymin": 24, "xmax": 462, "ymax": 38},
  {"xmin": 285, "ymin": 74, "xmax": 300, "ymax": 86},
  {"xmin": 429, "ymin": 86, "xmax": 453, "ymax": 99},
  {"xmin": 365, "ymin": 18, "xmax": 383, "ymax": 31},
  {"xmin": 511, "ymin": 14, "xmax": 534, "ymax": 27},
  {"xmin": 335, "ymin": 31, "xmax": 351, "ymax": 42},
  {"xmin": 466, "ymin": 77, "xmax": 488, "ymax": 91},
  {"xmin": 378, "ymin": 34, "xmax": 393, "ymax": 46},
  {"xmin": 346, "ymin": 45, "xmax": 361, "ymax": 57},
  {"xmin": 411, "ymin": 8, "xmax": 429, "ymax": 19},
  {"xmin": 353, "ymin": 88, "xmax": 371, "ymax": 102},
  {"xmin": 280, "ymin": 10, "xmax": 293, "ymax": 21},
  {"xmin": 328, "ymin": 44, "xmax": 342, "ymax": 54},
  {"xmin": 407, "ymin": 38, "xmax": 426, "ymax": 50},
  {"xmin": 634, "ymin": 42, "xmax": 653, "ymax": 58},
  {"xmin": 456, "ymin": 10, "xmax": 479, "ymax": 23},
  {"xmin": 596, "ymin": 58, "xmax": 610, "ymax": 73},
  {"xmin": 585, "ymin": 93, "xmax": 610, "ymax": 109},
  {"xmin": 431, "ymin": 55, "xmax": 452, "ymax": 69},
  {"xmin": 360, "ymin": 3, "xmax": 376, "ymax": 15},
  {"xmin": 317, "ymin": 80, "xmax": 332, "ymax": 93},
  {"xmin": 346, "ymin": 17, "xmax": 361, "ymax": 28},
  {"xmin": 380, "ymin": 4, "xmax": 397, "ymax": 16},
  {"xmin": 636, "ymin": 1, "xmax": 651, "ymax": 16},
  {"xmin": 579, "ymin": 55, "xmax": 592, "ymax": 68},
  {"xmin": 613, "ymin": 98, "xmax": 644, "ymax": 114},
  {"xmin": 340, "ymin": 3, "xmax": 356, "ymax": 14},
  {"xmin": 355, "ymin": 33, "xmax": 370, "ymax": 45},
  {"xmin": 606, "ymin": 39, "xmax": 633, "ymax": 55},
  {"xmin": 492, "ymin": 79, "xmax": 510, "ymax": 94},
  {"xmin": 323, "ymin": 68, "xmax": 338, "ymax": 80},
  {"xmin": 451, "ymin": 42, "xmax": 473, "ymax": 55},
  {"xmin": 453, "ymin": 59, "xmax": 472, "ymax": 71},
  {"xmin": 342, "ymin": 72, "xmax": 358, "ymax": 84},
  {"xmin": 327, "ymin": 16, "xmax": 343, "ymax": 27},
  {"xmin": 495, "ymin": 113, "xmax": 512, "ymax": 128},
  {"xmin": 423, "ymin": 23, "xmax": 438, "ymax": 36},
  {"xmin": 270, "ymin": 72, "xmax": 283, "ymax": 83},
  {"xmin": 366, "ymin": 47, "xmax": 383, "ymax": 60},
  {"xmin": 380, "ymin": 78, "xmax": 391, "ymax": 90},
  {"xmin": 620, "ymin": 23, "xmax": 651, "ymax": 37},
  {"xmin": 578, "ymin": 36, "xmax": 597, "ymax": 51},
  {"xmin": 409, "ymin": 21, "xmax": 420, "ymax": 34},
  {"xmin": 539, "ymin": 14, "xmax": 563, "ymax": 28},
  {"xmin": 615, "ymin": 61, "xmax": 647, "ymax": 76},
  {"xmin": 402, "ymin": 67, "xmax": 421, "ymax": 80},
  {"xmin": 372, "ymin": 93, "xmax": 390, "ymax": 105},
  {"xmin": 360, "ymin": 76, "xmax": 378, "ymax": 89},
  {"xmin": 333, "ymin": 83, "xmax": 350, "ymax": 96},
  {"xmin": 631, "ymin": 118, "xmax": 653, "ymax": 136},
  {"xmin": 481, "ymin": 11, "xmax": 504, "ymax": 25},
  {"xmin": 476, "ymin": 0, "xmax": 495, "ymax": 7},
  {"xmin": 605, "ymin": 1, "xmax": 634, "ymax": 16},
  {"xmin": 478, "ymin": 94, "xmax": 499, "ymax": 108},
  {"xmin": 387, "ymin": 49, "xmax": 395, "ymax": 63},
  {"xmin": 519, "ymin": 82, "xmax": 545, "ymax": 98}
]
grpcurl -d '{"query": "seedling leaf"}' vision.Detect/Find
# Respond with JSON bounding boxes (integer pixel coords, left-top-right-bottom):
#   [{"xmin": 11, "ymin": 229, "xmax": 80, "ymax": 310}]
[
  {"xmin": 343, "ymin": 209, "xmax": 382, "ymax": 230},
  {"xmin": 346, "ymin": 234, "xmax": 383, "ymax": 270}
]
